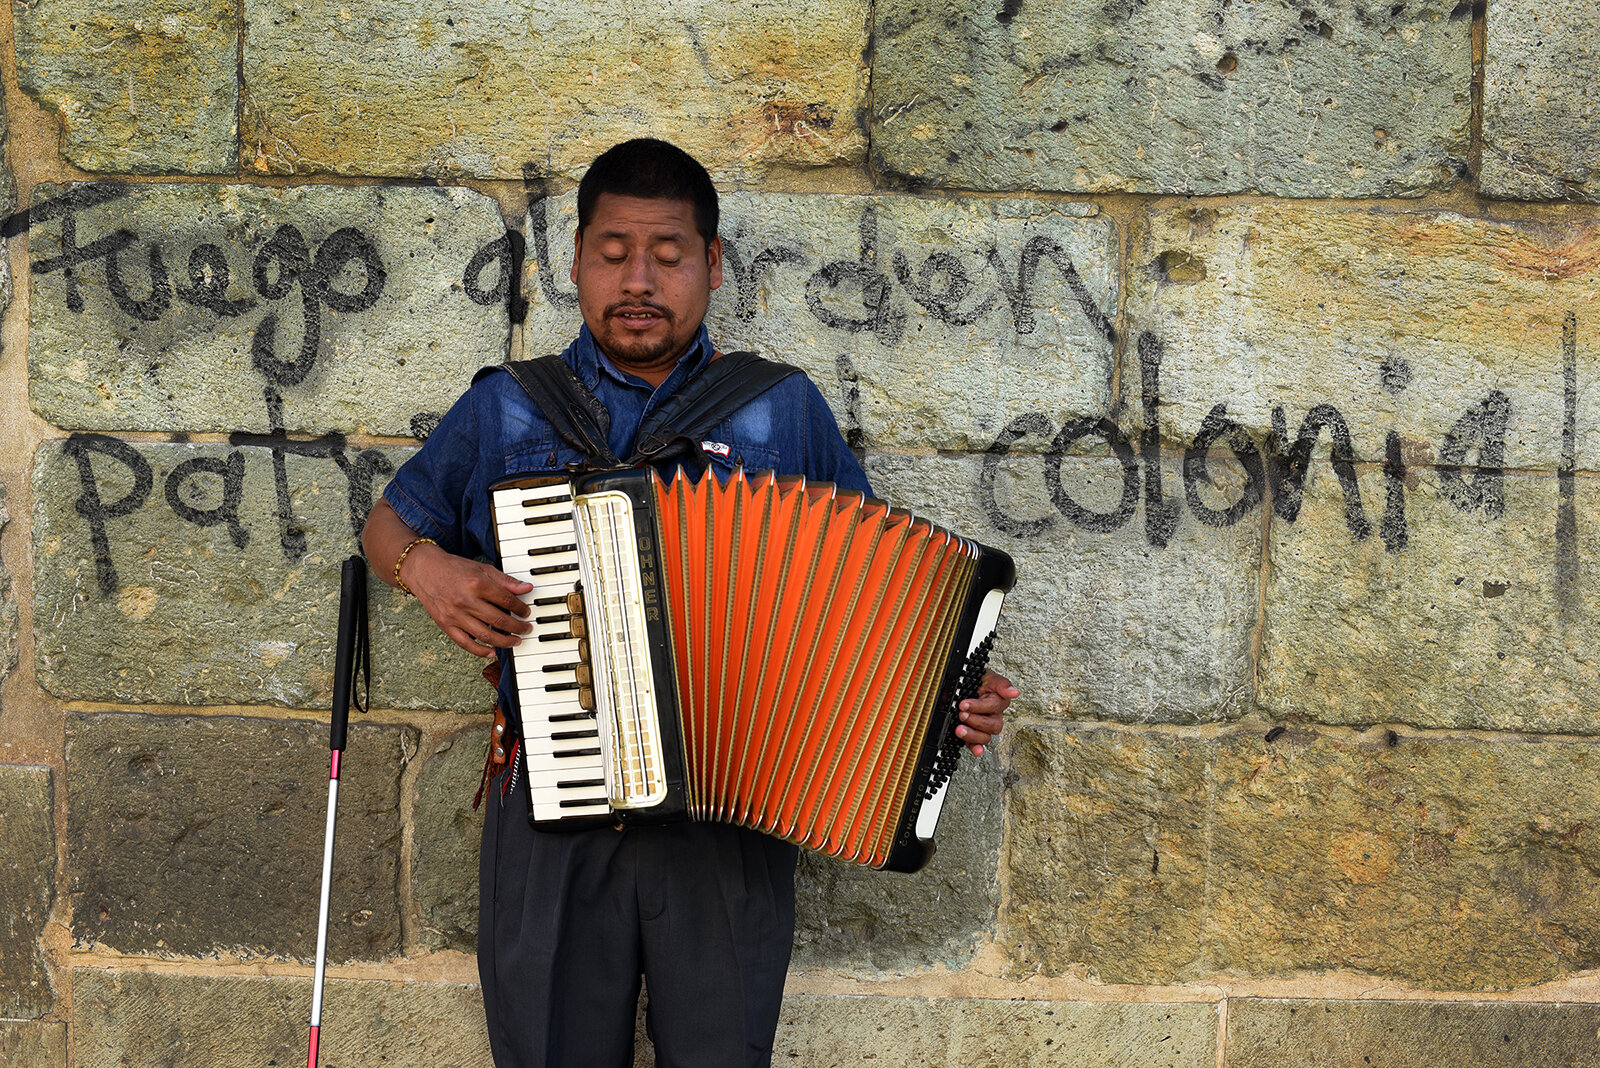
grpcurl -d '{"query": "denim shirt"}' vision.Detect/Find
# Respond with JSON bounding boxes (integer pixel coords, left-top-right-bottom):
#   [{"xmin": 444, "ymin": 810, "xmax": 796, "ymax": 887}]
[{"xmin": 383, "ymin": 324, "xmax": 871, "ymax": 727}]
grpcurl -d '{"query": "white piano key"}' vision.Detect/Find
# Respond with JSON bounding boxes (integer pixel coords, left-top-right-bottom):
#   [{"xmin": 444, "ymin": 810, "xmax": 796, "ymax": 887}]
[
  {"xmin": 497, "ymin": 528, "xmax": 581, "ymax": 554},
  {"xmin": 519, "ymin": 718, "xmax": 598, "ymax": 740},
  {"xmin": 525, "ymin": 752, "xmax": 606, "ymax": 776}
]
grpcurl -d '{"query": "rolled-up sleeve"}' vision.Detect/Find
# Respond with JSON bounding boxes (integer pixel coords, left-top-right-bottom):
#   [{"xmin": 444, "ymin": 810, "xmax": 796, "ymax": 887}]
[{"xmin": 383, "ymin": 387, "xmax": 483, "ymax": 557}]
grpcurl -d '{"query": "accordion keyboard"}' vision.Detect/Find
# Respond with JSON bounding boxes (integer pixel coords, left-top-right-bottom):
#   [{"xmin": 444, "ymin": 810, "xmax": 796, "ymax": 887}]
[{"xmin": 490, "ymin": 480, "xmax": 612, "ymax": 823}]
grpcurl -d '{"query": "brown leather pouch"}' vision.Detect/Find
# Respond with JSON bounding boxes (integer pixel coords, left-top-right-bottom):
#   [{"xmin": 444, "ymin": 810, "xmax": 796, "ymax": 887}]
[{"xmin": 473, "ymin": 660, "xmax": 510, "ymax": 811}]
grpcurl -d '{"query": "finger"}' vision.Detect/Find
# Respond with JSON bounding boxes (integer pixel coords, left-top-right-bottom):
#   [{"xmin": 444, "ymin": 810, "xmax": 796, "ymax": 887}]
[
  {"xmin": 443, "ymin": 625, "xmax": 496, "ymax": 657},
  {"xmin": 960, "ymin": 692, "xmax": 1012, "ymax": 715},
  {"xmin": 469, "ymin": 575, "xmax": 535, "ymax": 623},
  {"xmin": 959, "ymin": 711, "xmax": 1003, "ymax": 740},
  {"xmin": 955, "ymin": 721, "xmax": 992, "ymax": 746},
  {"xmin": 477, "ymin": 602, "xmax": 535, "ymax": 637}
]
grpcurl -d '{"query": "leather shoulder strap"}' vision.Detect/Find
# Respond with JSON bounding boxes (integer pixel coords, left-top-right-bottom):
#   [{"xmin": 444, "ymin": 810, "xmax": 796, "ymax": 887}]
[
  {"xmin": 632, "ymin": 351, "xmax": 802, "ymax": 462},
  {"xmin": 479, "ymin": 356, "xmax": 621, "ymax": 467}
]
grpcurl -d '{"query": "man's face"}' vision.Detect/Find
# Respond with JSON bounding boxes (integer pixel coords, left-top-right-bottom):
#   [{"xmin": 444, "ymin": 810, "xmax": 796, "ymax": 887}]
[{"xmin": 572, "ymin": 193, "xmax": 723, "ymax": 381}]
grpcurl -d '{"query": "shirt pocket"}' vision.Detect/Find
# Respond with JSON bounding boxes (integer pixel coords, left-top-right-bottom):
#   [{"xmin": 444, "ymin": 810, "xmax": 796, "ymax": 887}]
[
  {"xmin": 502, "ymin": 437, "xmax": 589, "ymax": 477},
  {"xmin": 701, "ymin": 438, "xmax": 781, "ymax": 478}
]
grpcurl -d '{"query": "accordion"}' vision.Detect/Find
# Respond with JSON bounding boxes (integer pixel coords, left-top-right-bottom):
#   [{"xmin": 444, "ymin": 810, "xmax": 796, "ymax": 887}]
[{"xmin": 489, "ymin": 467, "xmax": 1015, "ymax": 873}]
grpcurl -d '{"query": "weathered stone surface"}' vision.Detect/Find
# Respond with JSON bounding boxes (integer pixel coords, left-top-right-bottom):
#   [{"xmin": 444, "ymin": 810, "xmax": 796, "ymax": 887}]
[
  {"xmin": 524, "ymin": 192, "xmax": 1117, "ymax": 453},
  {"xmin": 872, "ymin": 0, "xmax": 1470, "ymax": 196},
  {"xmin": 793, "ymin": 751, "xmax": 1002, "ymax": 971},
  {"xmin": 32, "ymin": 439, "xmax": 483, "ymax": 711},
  {"xmin": 0, "ymin": 766, "xmax": 55, "ymax": 1018},
  {"xmin": 73, "ymin": 969, "xmax": 492, "ymax": 1068},
  {"xmin": 1262, "ymin": 468, "xmax": 1600, "ymax": 733},
  {"xmin": 1482, "ymin": 1, "xmax": 1600, "ymax": 202},
  {"xmin": 1128, "ymin": 204, "xmax": 1600, "ymax": 470},
  {"xmin": 242, "ymin": 0, "xmax": 868, "ymax": 180},
  {"xmin": 1007, "ymin": 723, "xmax": 1600, "ymax": 987},
  {"xmin": 0, "ymin": 1021, "xmax": 67, "ymax": 1068},
  {"xmin": 28, "ymin": 183, "xmax": 508, "ymax": 436},
  {"xmin": 0, "ymin": 88, "xmax": 12, "ymax": 309},
  {"xmin": 1228, "ymin": 999, "xmax": 1600, "ymax": 1067},
  {"xmin": 412, "ymin": 729, "xmax": 484, "ymax": 952},
  {"xmin": 772, "ymin": 994, "xmax": 1217, "ymax": 1067},
  {"xmin": 0, "ymin": 484, "xmax": 15, "ymax": 707},
  {"xmin": 66, "ymin": 713, "xmax": 414, "ymax": 961},
  {"xmin": 864, "ymin": 451, "xmax": 1260, "ymax": 724},
  {"xmin": 14, "ymin": 0, "xmax": 238, "ymax": 174}
]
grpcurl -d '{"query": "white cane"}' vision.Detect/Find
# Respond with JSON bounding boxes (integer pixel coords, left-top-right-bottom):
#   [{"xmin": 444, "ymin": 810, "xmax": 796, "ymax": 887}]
[{"xmin": 308, "ymin": 556, "xmax": 369, "ymax": 1068}]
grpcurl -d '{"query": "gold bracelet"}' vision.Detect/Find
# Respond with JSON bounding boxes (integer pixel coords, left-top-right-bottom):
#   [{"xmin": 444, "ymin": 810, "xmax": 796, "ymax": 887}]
[{"xmin": 393, "ymin": 537, "xmax": 437, "ymax": 596}]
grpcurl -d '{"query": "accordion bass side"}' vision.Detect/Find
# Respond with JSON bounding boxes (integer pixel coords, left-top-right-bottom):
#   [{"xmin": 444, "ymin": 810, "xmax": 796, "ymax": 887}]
[{"xmin": 489, "ymin": 467, "xmax": 1015, "ymax": 873}]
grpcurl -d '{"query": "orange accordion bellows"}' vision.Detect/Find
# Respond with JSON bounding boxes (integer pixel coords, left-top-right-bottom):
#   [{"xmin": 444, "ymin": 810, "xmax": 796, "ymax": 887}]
[{"xmin": 490, "ymin": 466, "xmax": 1015, "ymax": 872}]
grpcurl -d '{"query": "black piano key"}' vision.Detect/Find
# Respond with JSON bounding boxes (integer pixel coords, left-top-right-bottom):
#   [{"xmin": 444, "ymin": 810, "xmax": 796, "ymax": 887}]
[{"xmin": 527, "ymin": 543, "xmax": 578, "ymax": 557}]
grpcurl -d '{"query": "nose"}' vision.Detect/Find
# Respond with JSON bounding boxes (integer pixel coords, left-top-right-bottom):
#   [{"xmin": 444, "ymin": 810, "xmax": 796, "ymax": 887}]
[{"xmin": 620, "ymin": 251, "xmax": 655, "ymax": 295}]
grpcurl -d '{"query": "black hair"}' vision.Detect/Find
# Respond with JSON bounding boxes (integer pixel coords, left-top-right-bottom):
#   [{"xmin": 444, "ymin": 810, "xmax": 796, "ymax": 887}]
[{"xmin": 576, "ymin": 138, "xmax": 719, "ymax": 245}]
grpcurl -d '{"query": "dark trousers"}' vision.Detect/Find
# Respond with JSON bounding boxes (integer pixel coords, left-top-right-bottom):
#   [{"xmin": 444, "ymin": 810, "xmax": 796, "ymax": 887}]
[{"xmin": 479, "ymin": 768, "xmax": 798, "ymax": 1068}]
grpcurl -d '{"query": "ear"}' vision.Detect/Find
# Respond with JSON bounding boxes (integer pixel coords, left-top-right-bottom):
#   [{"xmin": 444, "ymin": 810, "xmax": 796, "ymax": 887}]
[
  {"xmin": 570, "ymin": 229, "xmax": 583, "ymax": 286},
  {"xmin": 706, "ymin": 235, "xmax": 723, "ymax": 292}
]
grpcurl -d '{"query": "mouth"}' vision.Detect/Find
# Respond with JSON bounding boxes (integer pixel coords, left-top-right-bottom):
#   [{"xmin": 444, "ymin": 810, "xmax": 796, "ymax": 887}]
[{"xmin": 608, "ymin": 304, "xmax": 670, "ymax": 329}]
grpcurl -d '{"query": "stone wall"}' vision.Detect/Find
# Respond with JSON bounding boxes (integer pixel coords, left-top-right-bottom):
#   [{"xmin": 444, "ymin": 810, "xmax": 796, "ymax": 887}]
[{"xmin": 3, "ymin": 2, "xmax": 1600, "ymax": 1065}]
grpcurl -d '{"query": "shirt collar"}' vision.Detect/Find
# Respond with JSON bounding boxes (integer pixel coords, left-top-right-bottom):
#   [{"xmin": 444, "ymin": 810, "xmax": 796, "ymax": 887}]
[{"xmin": 572, "ymin": 323, "xmax": 716, "ymax": 393}]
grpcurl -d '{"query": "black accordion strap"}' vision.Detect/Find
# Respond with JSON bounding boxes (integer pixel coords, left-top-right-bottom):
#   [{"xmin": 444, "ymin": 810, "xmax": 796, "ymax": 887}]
[
  {"xmin": 487, "ymin": 350, "xmax": 802, "ymax": 470},
  {"xmin": 630, "ymin": 351, "xmax": 801, "ymax": 465},
  {"xmin": 485, "ymin": 356, "xmax": 622, "ymax": 467}
]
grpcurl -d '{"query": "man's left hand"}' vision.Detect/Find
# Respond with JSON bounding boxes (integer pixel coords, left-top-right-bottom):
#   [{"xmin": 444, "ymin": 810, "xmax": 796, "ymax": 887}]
[{"xmin": 956, "ymin": 671, "xmax": 1019, "ymax": 756}]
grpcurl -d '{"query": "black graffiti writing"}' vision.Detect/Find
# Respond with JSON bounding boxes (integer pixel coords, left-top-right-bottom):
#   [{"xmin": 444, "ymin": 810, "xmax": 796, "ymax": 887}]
[
  {"xmin": 1438, "ymin": 390, "xmax": 1511, "ymax": 518},
  {"xmin": 64, "ymin": 434, "xmax": 154, "ymax": 597},
  {"xmin": 980, "ymin": 329, "xmax": 1526, "ymax": 555},
  {"xmin": 67, "ymin": 425, "xmax": 397, "ymax": 597},
  {"xmin": 30, "ymin": 188, "xmax": 388, "ymax": 389},
  {"xmin": 463, "ymin": 229, "xmax": 528, "ymax": 322},
  {"xmin": 515, "ymin": 198, "xmax": 1117, "ymax": 345},
  {"xmin": 165, "ymin": 453, "xmax": 249, "ymax": 550},
  {"xmin": 229, "ymin": 387, "xmax": 396, "ymax": 562},
  {"xmin": 251, "ymin": 225, "xmax": 387, "ymax": 386}
]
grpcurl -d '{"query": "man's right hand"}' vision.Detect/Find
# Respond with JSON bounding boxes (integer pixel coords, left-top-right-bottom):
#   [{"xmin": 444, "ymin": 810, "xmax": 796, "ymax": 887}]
[{"xmin": 362, "ymin": 499, "xmax": 534, "ymax": 657}]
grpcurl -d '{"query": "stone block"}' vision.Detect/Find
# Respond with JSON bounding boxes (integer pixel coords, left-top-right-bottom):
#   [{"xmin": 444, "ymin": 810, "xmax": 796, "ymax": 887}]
[
  {"xmin": 793, "ymin": 751, "xmax": 1003, "ymax": 971},
  {"xmin": 1007, "ymin": 723, "xmax": 1600, "ymax": 988},
  {"xmin": 66, "ymin": 713, "xmax": 414, "ymax": 962},
  {"xmin": 524, "ymin": 192, "xmax": 1117, "ymax": 453},
  {"xmin": 772, "ymin": 994, "xmax": 1217, "ymax": 1067},
  {"xmin": 1262, "ymin": 467, "xmax": 1600, "ymax": 732},
  {"xmin": 412, "ymin": 729, "xmax": 485, "ymax": 953},
  {"xmin": 1127, "ymin": 204, "xmax": 1600, "ymax": 470},
  {"xmin": 1227, "ymin": 999, "xmax": 1600, "ymax": 1068},
  {"xmin": 0, "ymin": 1022, "xmax": 67, "ymax": 1068},
  {"xmin": 14, "ymin": 0, "xmax": 238, "ymax": 174},
  {"xmin": 0, "ymin": 766, "xmax": 55, "ymax": 1018},
  {"xmin": 241, "ymin": 0, "xmax": 868, "ymax": 180},
  {"xmin": 1482, "ymin": 1, "xmax": 1600, "ymax": 202},
  {"xmin": 32, "ymin": 438, "xmax": 484, "ymax": 711},
  {"xmin": 27, "ymin": 182, "xmax": 509, "ymax": 436},
  {"xmin": 871, "ymin": 0, "xmax": 1470, "ymax": 196},
  {"xmin": 864, "ymin": 451, "xmax": 1260, "ymax": 724},
  {"xmin": 72, "ymin": 969, "xmax": 492, "ymax": 1068}
]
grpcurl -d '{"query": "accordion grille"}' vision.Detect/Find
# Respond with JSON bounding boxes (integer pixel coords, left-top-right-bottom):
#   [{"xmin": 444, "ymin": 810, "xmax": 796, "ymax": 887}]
[{"xmin": 652, "ymin": 468, "xmax": 977, "ymax": 868}]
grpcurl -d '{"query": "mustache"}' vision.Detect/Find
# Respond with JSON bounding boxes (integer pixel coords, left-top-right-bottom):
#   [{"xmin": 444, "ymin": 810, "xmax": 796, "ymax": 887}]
[{"xmin": 605, "ymin": 300, "xmax": 673, "ymax": 320}]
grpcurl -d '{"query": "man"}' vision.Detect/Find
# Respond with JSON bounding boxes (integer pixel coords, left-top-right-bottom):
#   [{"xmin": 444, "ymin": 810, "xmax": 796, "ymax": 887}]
[{"xmin": 362, "ymin": 138, "xmax": 1018, "ymax": 1068}]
